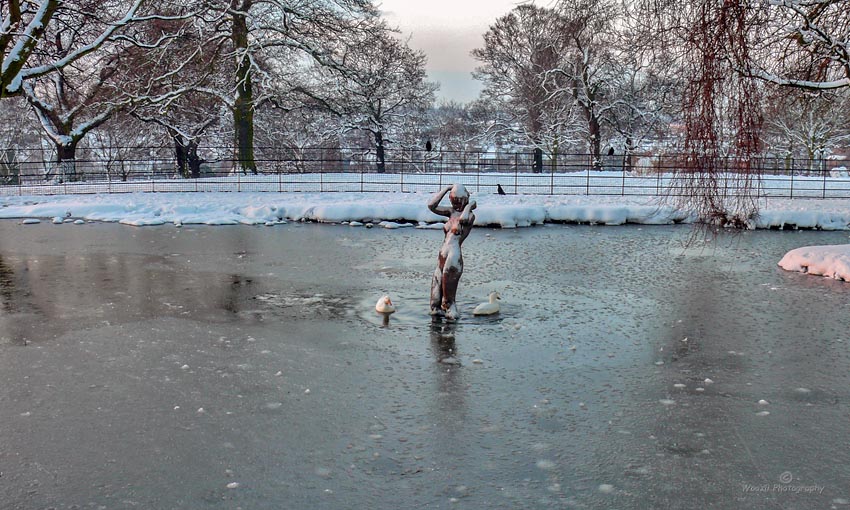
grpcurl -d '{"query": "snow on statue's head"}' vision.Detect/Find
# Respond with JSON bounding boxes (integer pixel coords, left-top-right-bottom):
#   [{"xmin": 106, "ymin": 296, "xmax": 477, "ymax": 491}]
[{"xmin": 449, "ymin": 184, "xmax": 469, "ymax": 210}]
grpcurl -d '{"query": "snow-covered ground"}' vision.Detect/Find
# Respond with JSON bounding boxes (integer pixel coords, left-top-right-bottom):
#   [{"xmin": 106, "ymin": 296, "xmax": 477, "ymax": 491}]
[
  {"xmin": 3, "ymin": 188, "xmax": 850, "ymax": 282},
  {"xmin": 0, "ymin": 191, "xmax": 695, "ymax": 228}
]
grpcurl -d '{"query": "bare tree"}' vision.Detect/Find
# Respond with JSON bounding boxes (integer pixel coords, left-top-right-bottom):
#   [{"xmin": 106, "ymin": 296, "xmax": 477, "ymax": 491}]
[
  {"xmin": 17, "ymin": 1, "xmax": 195, "ymax": 181},
  {"xmin": 632, "ymin": 1, "xmax": 765, "ymax": 228},
  {"xmin": 764, "ymin": 88, "xmax": 850, "ymax": 169},
  {"xmin": 600, "ymin": 10, "xmax": 677, "ymax": 171},
  {"xmin": 1, "ymin": 0, "xmax": 187, "ymax": 99},
  {"xmin": 125, "ymin": 14, "xmax": 226, "ymax": 180},
  {"xmin": 746, "ymin": 0, "xmax": 850, "ymax": 91},
  {"xmin": 254, "ymin": 105, "xmax": 342, "ymax": 173},
  {"xmin": 550, "ymin": 0, "xmax": 622, "ymax": 168},
  {"xmin": 191, "ymin": 0, "xmax": 377, "ymax": 175},
  {"xmin": 473, "ymin": 5, "xmax": 576, "ymax": 163},
  {"xmin": 298, "ymin": 20, "xmax": 437, "ymax": 172}
]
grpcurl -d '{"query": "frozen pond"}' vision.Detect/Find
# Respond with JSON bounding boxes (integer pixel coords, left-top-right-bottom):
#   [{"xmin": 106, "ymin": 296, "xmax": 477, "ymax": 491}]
[{"xmin": 1, "ymin": 221, "xmax": 849, "ymax": 509}]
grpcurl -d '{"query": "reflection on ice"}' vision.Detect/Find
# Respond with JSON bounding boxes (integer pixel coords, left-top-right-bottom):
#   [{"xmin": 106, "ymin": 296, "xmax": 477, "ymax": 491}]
[{"xmin": 430, "ymin": 321, "xmax": 458, "ymax": 365}]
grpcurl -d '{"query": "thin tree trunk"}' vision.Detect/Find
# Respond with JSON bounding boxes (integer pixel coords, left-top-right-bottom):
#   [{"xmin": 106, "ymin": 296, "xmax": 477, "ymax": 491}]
[
  {"xmin": 588, "ymin": 115, "xmax": 601, "ymax": 169},
  {"xmin": 231, "ymin": 2, "xmax": 257, "ymax": 175},
  {"xmin": 624, "ymin": 137, "xmax": 634, "ymax": 172}
]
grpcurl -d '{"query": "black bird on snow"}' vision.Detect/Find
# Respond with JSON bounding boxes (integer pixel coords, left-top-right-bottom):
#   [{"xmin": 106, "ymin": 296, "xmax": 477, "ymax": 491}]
[
  {"xmin": 425, "ymin": 140, "xmax": 433, "ymax": 152},
  {"xmin": 497, "ymin": 184, "xmax": 506, "ymax": 195},
  {"xmin": 607, "ymin": 147, "xmax": 615, "ymax": 156}
]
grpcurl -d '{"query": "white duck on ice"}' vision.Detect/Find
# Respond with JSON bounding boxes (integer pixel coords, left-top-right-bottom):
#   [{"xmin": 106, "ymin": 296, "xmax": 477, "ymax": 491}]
[
  {"xmin": 375, "ymin": 295, "xmax": 396, "ymax": 314},
  {"xmin": 473, "ymin": 291, "xmax": 501, "ymax": 316}
]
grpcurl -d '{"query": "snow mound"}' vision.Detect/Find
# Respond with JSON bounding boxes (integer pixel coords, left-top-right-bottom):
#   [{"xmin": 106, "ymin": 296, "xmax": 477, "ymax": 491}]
[
  {"xmin": 757, "ymin": 210, "xmax": 849, "ymax": 230},
  {"xmin": 778, "ymin": 245, "xmax": 850, "ymax": 281},
  {"xmin": 475, "ymin": 205, "xmax": 546, "ymax": 228}
]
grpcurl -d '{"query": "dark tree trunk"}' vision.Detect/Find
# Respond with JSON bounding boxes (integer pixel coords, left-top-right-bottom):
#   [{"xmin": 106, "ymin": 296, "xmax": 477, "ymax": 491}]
[
  {"xmin": 533, "ymin": 147, "xmax": 543, "ymax": 173},
  {"xmin": 187, "ymin": 141, "xmax": 202, "ymax": 178},
  {"xmin": 231, "ymin": 1, "xmax": 257, "ymax": 175},
  {"xmin": 56, "ymin": 141, "xmax": 78, "ymax": 181},
  {"xmin": 172, "ymin": 132, "xmax": 203, "ymax": 179},
  {"xmin": 374, "ymin": 130, "xmax": 386, "ymax": 173},
  {"xmin": 174, "ymin": 136, "xmax": 188, "ymax": 178}
]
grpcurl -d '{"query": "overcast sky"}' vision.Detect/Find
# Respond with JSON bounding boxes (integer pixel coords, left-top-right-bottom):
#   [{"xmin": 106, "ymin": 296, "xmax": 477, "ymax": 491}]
[{"xmin": 378, "ymin": 0, "xmax": 532, "ymax": 104}]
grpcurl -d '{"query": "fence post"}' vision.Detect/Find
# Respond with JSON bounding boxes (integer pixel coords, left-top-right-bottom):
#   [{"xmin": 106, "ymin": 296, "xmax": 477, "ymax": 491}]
[
  {"xmin": 400, "ymin": 151, "xmax": 404, "ymax": 193},
  {"xmin": 823, "ymin": 167, "xmax": 827, "ymax": 198},
  {"xmin": 586, "ymin": 164, "xmax": 590, "ymax": 195},
  {"xmin": 621, "ymin": 166, "xmax": 626, "ymax": 196},
  {"xmin": 476, "ymin": 152, "xmax": 481, "ymax": 193},
  {"xmin": 438, "ymin": 153, "xmax": 442, "ymax": 189},
  {"xmin": 549, "ymin": 158, "xmax": 554, "ymax": 195},
  {"xmin": 514, "ymin": 153, "xmax": 518, "ymax": 193},
  {"xmin": 656, "ymin": 155, "xmax": 662, "ymax": 195},
  {"xmin": 789, "ymin": 168, "xmax": 794, "ymax": 199}
]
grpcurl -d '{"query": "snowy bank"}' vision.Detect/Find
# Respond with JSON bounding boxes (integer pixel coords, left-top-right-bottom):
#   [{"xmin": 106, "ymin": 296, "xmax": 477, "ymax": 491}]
[
  {"xmin": 0, "ymin": 192, "xmax": 691, "ymax": 229},
  {"xmin": 778, "ymin": 245, "xmax": 850, "ymax": 282},
  {"xmin": 2, "ymin": 191, "xmax": 850, "ymax": 231}
]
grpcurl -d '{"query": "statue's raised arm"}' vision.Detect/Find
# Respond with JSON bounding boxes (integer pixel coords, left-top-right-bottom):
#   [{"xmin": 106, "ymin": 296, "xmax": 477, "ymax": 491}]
[{"xmin": 428, "ymin": 185, "xmax": 454, "ymax": 217}]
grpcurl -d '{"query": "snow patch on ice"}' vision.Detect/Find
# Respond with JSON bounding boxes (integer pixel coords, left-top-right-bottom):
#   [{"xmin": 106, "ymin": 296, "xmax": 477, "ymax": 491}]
[
  {"xmin": 779, "ymin": 244, "xmax": 850, "ymax": 282},
  {"xmin": 536, "ymin": 459, "xmax": 556, "ymax": 470}
]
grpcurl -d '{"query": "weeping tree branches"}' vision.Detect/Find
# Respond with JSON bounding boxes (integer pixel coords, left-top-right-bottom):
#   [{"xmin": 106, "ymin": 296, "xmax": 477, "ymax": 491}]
[
  {"xmin": 635, "ymin": 1, "xmax": 765, "ymax": 229},
  {"xmin": 636, "ymin": 0, "xmax": 850, "ymax": 229},
  {"xmin": 673, "ymin": 1, "xmax": 764, "ymax": 229}
]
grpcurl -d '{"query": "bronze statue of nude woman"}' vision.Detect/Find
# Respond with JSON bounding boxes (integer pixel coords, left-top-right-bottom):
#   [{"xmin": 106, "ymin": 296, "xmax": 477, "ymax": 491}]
[{"xmin": 428, "ymin": 184, "xmax": 476, "ymax": 321}]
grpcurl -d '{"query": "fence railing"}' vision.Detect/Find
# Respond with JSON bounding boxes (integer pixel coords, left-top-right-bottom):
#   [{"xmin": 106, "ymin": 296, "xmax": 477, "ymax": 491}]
[{"xmin": 1, "ymin": 148, "xmax": 848, "ymax": 199}]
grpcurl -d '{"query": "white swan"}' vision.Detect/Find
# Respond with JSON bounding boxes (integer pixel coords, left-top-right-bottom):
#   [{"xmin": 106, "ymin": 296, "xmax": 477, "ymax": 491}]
[
  {"xmin": 375, "ymin": 295, "xmax": 396, "ymax": 314},
  {"xmin": 473, "ymin": 291, "xmax": 501, "ymax": 316}
]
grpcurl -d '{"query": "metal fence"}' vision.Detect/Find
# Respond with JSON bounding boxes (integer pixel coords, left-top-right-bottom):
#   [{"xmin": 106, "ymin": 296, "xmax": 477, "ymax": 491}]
[{"xmin": 1, "ymin": 147, "xmax": 849, "ymax": 198}]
